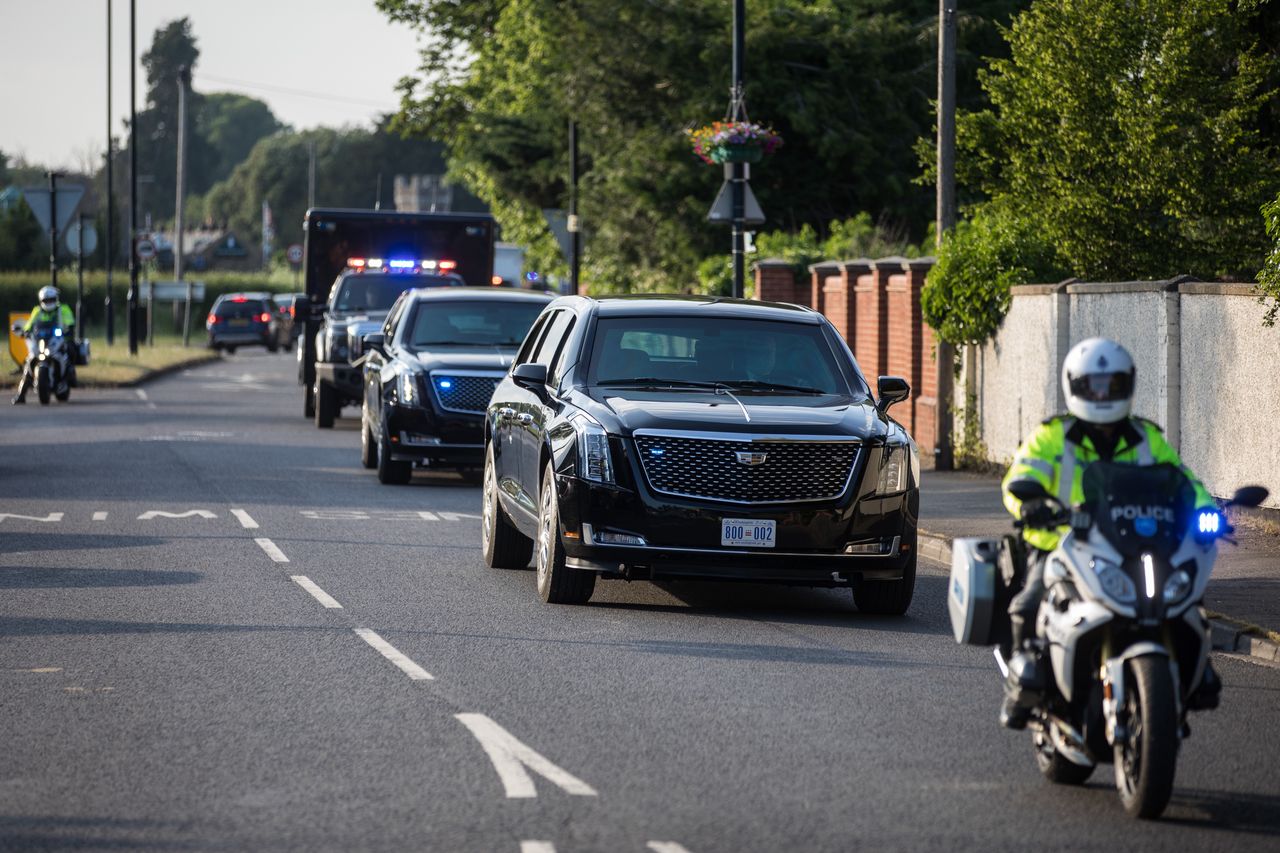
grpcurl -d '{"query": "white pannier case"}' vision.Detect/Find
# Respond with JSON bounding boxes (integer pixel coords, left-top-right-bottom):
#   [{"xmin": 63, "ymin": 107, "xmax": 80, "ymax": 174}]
[{"xmin": 948, "ymin": 537, "xmax": 1002, "ymax": 645}]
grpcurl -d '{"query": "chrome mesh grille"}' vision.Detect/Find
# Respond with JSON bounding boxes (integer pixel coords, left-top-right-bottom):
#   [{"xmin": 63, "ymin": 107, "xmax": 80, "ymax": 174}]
[
  {"xmin": 430, "ymin": 372, "xmax": 501, "ymax": 415},
  {"xmin": 633, "ymin": 434, "xmax": 859, "ymax": 504}
]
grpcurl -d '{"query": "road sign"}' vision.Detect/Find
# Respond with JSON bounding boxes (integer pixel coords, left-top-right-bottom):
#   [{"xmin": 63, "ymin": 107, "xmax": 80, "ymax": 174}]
[
  {"xmin": 542, "ymin": 208, "xmax": 572, "ymax": 265},
  {"xmin": 148, "ymin": 281, "xmax": 205, "ymax": 301},
  {"xmin": 286, "ymin": 243, "xmax": 303, "ymax": 265},
  {"xmin": 707, "ymin": 180, "xmax": 765, "ymax": 226},
  {"xmin": 66, "ymin": 221, "xmax": 98, "ymax": 255},
  {"xmin": 8, "ymin": 311, "xmax": 29, "ymax": 368},
  {"xmin": 136, "ymin": 239, "xmax": 157, "ymax": 260},
  {"xmin": 22, "ymin": 185, "xmax": 85, "ymax": 235}
]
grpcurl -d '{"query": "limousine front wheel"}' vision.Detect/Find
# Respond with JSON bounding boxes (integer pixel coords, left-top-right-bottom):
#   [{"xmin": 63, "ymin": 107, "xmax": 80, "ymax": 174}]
[{"xmin": 535, "ymin": 464, "xmax": 595, "ymax": 604}]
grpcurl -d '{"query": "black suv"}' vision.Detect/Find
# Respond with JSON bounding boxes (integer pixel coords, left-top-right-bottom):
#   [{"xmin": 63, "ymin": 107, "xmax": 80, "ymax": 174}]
[
  {"xmin": 360, "ymin": 287, "xmax": 553, "ymax": 483},
  {"xmin": 206, "ymin": 293, "xmax": 282, "ymax": 353},
  {"xmin": 312, "ymin": 261, "xmax": 463, "ymax": 428},
  {"xmin": 482, "ymin": 295, "xmax": 920, "ymax": 613}
]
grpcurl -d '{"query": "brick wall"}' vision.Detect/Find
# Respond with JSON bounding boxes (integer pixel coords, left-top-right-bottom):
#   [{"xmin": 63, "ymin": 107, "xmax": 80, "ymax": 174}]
[{"xmin": 755, "ymin": 259, "xmax": 806, "ymax": 306}]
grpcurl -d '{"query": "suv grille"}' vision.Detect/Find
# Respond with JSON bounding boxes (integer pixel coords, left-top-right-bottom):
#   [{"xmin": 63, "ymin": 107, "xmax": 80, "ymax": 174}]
[
  {"xmin": 430, "ymin": 371, "xmax": 502, "ymax": 415},
  {"xmin": 633, "ymin": 433, "xmax": 860, "ymax": 504}
]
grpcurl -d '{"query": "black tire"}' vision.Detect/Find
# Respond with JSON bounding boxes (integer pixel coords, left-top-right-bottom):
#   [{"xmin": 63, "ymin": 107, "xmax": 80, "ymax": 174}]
[
  {"xmin": 304, "ymin": 381, "xmax": 315, "ymax": 418},
  {"xmin": 852, "ymin": 553, "xmax": 916, "ymax": 615},
  {"xmin": 535, "ymin": 463, "xmax": 595, "ymax": 604},
  {"xmin": 314, "ymin": 380, "xmax": 336, "ymax": 429},
  {"xmin": 376, "ymin": 430, "xmax": 412, "ymax": 485},
  {"xmin": 360, "ymin": 409, "xmax": 377, "ymax": 469},
  {"xmin": 1115, "ymin": 655, "xmax": 1179, "ymax": 819},
  {"xmin": 267, "ymin": 337, "xmax": 279, "ymax": 353},
  {"xmin": 226, "ymin": 346, "xmax": 236, "ymax": 354},
  {"xmin": 1034, "ymin": 730, "xmax": 1094, "ymax": 786},
  {"xmin": 36, "ymin": 365, "xmax": 51, "ymax": 405},
  {"xmin": 55, "ymin": 387, "xmax": 70, "ymax": 402},
  {"xmin": 481, "ymin": 443, "xmax": 533, "ymax": 569}
]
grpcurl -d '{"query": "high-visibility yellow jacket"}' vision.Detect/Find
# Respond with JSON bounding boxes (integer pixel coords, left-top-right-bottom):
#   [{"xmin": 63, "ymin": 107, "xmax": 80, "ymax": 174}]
[
  {"xmin": 1002, "ymin": 415, "xmax": 1214, "ymax": 551},
  {"xmin": 23, "ymin": 303, "xmax": 75, "ymax": 333}
]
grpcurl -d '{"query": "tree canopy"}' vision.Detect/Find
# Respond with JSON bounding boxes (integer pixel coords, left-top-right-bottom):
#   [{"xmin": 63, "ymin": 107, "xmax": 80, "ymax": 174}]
[{"xmin": 378, "ymin": 0, "xmax": 1026, "ymax": 292}]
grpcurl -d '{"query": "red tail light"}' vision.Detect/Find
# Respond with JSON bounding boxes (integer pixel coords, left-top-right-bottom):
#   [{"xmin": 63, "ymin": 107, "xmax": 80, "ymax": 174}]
[
  {"xmin": 207, "ymin": 313, "xmax": 218, "ymax": 325},
  {"xmin": 260, "ymin": 312, "xmax": 271, "ymax": 323},
  {"xmin": 288, "ymin": 305, "xmax": 295, "ymax": 318}
]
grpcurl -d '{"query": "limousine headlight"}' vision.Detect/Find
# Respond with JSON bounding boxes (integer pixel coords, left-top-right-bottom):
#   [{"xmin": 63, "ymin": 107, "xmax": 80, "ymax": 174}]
[
  {"xmin": 875, "ymin": 443, "xmax": 909, "ymax": 495},
  {"xmin": 397, "ymin": 372, "xmax": 422, "ymax": 407},
  {"xmin": 571, "ymin": 414, "xmax": 614, "ymax": 484}
]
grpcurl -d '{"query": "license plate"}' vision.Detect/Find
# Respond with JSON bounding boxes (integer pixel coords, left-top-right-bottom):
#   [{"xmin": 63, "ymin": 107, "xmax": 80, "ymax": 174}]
[
  {"xmin": 229, "ymin": 318, "xmax": 249, "ymax": 327},
  {"xmin": 721, "ymin": 518, "xmax": 776, "ymax": 548}
]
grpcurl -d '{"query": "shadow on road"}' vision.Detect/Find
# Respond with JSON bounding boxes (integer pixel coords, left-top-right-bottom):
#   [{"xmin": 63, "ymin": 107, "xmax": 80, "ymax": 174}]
[
  {"xmin": 0, "ymin": 616, "xmax": 340, "ymax": 638},
  {"xmin": 1164, "ymin": 787, "xmax": 1280, "ymax": 836},
  {"xmin": 0, "ymin": 815, "xmax": 198, "ymax": 851},
  {"xmin": 0, "ymin": 567, "xmax": 202, "ymax": 590},
  {"xmin": 0, "ymin": 534, "xmax": 169, "ymax": 552}
]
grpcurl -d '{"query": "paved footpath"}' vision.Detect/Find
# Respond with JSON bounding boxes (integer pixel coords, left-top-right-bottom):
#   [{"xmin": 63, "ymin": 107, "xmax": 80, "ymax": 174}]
[{"xmin": 918, "ymin": 470, "xmax": 1280, "ymax": 664}]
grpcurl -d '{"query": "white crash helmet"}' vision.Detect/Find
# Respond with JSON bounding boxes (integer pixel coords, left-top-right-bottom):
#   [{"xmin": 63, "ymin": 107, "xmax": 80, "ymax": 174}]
[
  {"xmin": 1061, "ymin": 338, "xmax": 1135, "ymax": 424},
  {"xmin": 38, "ymin": 285, "xmax": 59, "ymax": 311}
]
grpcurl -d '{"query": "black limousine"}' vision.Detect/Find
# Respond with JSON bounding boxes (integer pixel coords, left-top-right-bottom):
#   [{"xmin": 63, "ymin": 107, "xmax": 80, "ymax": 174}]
[{"xmin": 481, "ymin": 295, "xmax": 921, "ymax": 614}]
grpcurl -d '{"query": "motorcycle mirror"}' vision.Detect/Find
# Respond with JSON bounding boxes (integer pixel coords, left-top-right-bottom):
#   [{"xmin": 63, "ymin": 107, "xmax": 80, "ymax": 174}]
[
  {"xmin": 1007, "ymin": 480, "xmax": 1051, "ymax": 503},
  {"xmin": 1227, "ymin": 486, "xmax": 1269, "ymax": 509}
]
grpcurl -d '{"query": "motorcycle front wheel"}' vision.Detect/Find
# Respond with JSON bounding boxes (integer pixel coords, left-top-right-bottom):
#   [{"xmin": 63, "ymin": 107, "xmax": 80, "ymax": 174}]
[
  {"xmin": 36, "ymin": 364, "xmax": 51, "ymax": 405},
  {"xmin": 1115, "ymin": 655, "xmax": 1178, "ymax": 819}
]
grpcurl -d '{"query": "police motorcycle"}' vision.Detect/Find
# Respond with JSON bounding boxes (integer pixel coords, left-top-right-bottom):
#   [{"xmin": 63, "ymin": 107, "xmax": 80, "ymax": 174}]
[
  {"xmin": 12, "ymin": 317, "xmax": 84, "ymax": 404},
  {"xmin": 949, "ymin": 461, "xmax": 1268, "ymax": 819}
]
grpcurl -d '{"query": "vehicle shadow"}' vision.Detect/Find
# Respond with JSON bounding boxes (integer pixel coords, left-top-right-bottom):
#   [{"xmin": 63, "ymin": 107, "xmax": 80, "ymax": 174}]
[
  {"xmin": 0, "ymin": 815, "xmax": 199, "ymax": 852},
  {"xmin": 1162, "ymin": 787, "xmax": 1280, "ymax": 836},
  {"xmin": 0, "ymin": 534, "xmax": 169, "ymax": 552},
  {"xmin": 0, "ymin": 566, "xmax": 202, "ymax": 589},
  {"xmin": 0, "ymin": 616, "xmax": 340, "ymax": 638}
]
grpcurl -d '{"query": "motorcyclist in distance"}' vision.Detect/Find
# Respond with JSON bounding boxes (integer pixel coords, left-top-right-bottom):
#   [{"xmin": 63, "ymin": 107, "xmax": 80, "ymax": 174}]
[
  {"xmin": 999, "ymin": 337, "xmax": 1217, "ymax": 729},
  {"xmin": 12, "ymin": 285, "xmax": 75, "ymax": 405}
]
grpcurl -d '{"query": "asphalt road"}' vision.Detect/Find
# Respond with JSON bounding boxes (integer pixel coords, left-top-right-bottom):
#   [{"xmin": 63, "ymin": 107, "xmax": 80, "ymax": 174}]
[{"xmin": 2, "ymin": 351, "xmax": 1279, "ymax": 852}]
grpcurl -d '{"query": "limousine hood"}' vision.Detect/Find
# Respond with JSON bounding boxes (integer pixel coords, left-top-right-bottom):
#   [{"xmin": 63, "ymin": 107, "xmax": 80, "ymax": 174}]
[{"xmin": 582, "ymin": 388, "xmax": 895, "ymax": 442}]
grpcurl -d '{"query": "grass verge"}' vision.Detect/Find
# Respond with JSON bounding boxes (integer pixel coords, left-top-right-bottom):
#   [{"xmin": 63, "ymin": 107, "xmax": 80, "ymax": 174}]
[{"xmin": 4, "ymin": 341, "xmax": 219, "ymax": 388}]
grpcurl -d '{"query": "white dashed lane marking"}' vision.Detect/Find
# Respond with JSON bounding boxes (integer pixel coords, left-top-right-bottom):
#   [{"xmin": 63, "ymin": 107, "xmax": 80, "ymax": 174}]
[
  {"xmin": 456, "ymin": 713, "xmax": 598, "ymax": 799},
  {"xmin": 291, "ymin": 576, "xmax": 343, "ymax": 609},
  {"xmin": 354, "ymin": 629, "xmax": 433, "ymax": 681},
  {"xmin": 230, "ymin": 508, "xmax": 259, "ymax": 529},
  {"xmin": 254, "ymin": 538, "xmax": 290, "ymax": 563},
  {"xmin": 521, "ymin": 844, "xmax": 556, "ymax": 853},
  {"xmin": 647, "ymin": 844, "xmax": 695, "ymax": 853},
  {"xmin": 92, "ymin": 511, "xmax": 107, "ymax": 521}
]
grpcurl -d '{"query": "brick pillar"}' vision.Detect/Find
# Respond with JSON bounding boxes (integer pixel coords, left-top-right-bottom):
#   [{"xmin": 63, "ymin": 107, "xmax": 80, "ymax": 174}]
[
  {"xmin": 832, "ymin": 258, "xmax": 870, "ymax": 360},
  {"xmin": 808, "ymin": 261, "xmax": 839, "ymax": 315},
  {"xmin": 753, "ymin": 259, "xmax": 796, "ymax": 304},
  {"xmin": 854, "ymin": 257, "xmax": 901, "ymax": 380},
  {"xmin": 886, "ymin": 257, "xmax": 934, "ymax": 442}
]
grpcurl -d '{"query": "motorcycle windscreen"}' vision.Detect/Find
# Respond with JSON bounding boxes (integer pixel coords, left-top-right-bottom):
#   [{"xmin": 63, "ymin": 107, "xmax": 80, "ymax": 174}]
[{"xmin": 1081, "ymin": 462, "xmax": 1196, "ymax": 561}]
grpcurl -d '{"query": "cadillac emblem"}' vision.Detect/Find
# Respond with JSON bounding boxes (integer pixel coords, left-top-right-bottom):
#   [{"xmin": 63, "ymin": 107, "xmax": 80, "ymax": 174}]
[{"xmin": 735, "ymin": 451, "xmax": 768, "ymax": 466}]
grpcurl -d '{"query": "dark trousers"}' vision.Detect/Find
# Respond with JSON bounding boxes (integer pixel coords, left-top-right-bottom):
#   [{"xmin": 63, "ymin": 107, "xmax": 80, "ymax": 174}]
[{"xmin": 1008, "ymin": 548, "xmax": 1049, "ymax": 650}]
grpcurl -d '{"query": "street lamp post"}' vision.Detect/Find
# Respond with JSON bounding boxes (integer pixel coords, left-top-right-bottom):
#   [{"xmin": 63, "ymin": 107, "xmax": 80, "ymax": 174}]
[
  {"xmin": 105, "ymin": 0, "xmax": 114, "ymax": 345},
  {"xmin": 934, "ymin": 0, "xmax": 957, "ymax": 470},
  {"xmin": 127, "ymin": 0, "xmax": 139, "ymax": 356},
  {"xmin": 730, "ymin": 0, "xmax": 746, "ymax": 299}
]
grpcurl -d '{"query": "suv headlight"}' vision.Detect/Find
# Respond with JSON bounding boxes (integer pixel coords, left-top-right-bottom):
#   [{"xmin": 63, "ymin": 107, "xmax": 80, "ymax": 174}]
[
  {"xmin": 875, "ymin": 443, "xmax": 908, "ymax": 495},
  {"xmin": 397, "ymin": 372, "xmax": 422, "ymax": 407},
  {"xmin": 571, "ymin": 414, "xmax": 614, "ymax": 484},
  {"xmin": 1092, "ymin": 558, "xmax": 1137, "ymax": 603}
]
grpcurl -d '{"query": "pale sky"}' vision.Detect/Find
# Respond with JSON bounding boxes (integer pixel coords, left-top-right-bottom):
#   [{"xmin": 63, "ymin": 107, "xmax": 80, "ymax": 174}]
[{"xmin": 0, "ymin": 0, "xmax": 426, "ymax": 172}]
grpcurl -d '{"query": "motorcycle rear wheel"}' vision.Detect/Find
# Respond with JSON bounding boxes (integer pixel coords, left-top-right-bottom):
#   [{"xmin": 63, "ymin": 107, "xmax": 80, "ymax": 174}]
[
  {"xmin": 1033, "ymin": 729, "xmax": 1093, "ymax": 785},
  {"xmin": 36, "ymin": 365, "xmax": 51, "ymax": 405},
  {"xmin": 1115, "ymin": 655, "xmax": 1178, "ymax": 819}
]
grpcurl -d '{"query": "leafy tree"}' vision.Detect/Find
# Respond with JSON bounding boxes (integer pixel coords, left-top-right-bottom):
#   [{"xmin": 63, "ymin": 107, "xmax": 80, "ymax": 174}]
[
  {"xmin": 200, "ymin": 94, "xmax": 287, "ymax": 186},
  {"xmin": 1258, "ymin": 192, "xmax": 1280, "ymax": 326},
  {"xmin": 953, "ymin": 0, "xmax": 1280, "ymax": 281},
  {"xmin": 921, "ymin": 203, "xmax": 1068, "ymax": 345},
  {"xmin": 379, "ymin": 0, "xmax": 1027, "ymax": 293},
  {"xmin": 0, "ymin": 199, "xmax": 46, "ymax": 271}
]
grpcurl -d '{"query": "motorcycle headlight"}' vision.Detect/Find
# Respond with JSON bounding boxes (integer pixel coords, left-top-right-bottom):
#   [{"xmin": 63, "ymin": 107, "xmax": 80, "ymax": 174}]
[
  {"xmin": 1163, "ymin": 569, "xmax": 1193, "ymax": 605},
  {"xmin": 876, "ymin": 443, "xmax": 908, "ymax": 495},
  {"xmin": 397, "ymin": 372, "xmax": 422, "ymax": 407},
  {"xmin": 1093, "ymin": 558, "xmax": 1137, "ymax": 604},
  {"xmin": 571, "ymin": 414, "xmax": 614, "ymax": 484}
]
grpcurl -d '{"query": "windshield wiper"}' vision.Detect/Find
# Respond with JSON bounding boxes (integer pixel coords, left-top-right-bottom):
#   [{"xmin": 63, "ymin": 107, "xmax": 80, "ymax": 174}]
[
  {"xmin": 716, "ymin": 380, "xmax": 829, "ymax": 395},
  {"xmin": 595, "ymin": 377, "xmax": 723, "ymax": 390}
]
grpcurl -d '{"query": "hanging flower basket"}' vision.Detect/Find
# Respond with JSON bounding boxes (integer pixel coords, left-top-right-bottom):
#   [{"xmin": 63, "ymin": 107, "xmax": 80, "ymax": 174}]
[{"xmin": 687, "ymin": 121, "xmax": 783, "ymax": 166}]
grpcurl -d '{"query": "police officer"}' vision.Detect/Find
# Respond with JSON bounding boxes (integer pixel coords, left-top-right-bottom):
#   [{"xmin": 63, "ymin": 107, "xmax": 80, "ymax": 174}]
[
  {"xmin": 12, "ymin": 285, "xmax": 76, "ymax": 405},
  {"xmin": 999, "ymin": 337, "xmax": 1217, "ymax": 729}
]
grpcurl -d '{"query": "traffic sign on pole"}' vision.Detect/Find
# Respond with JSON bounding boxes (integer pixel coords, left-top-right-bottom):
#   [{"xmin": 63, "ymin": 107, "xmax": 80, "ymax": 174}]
[
  {"xmin": 136, "ymin": 239, "xmax": 157, "ymax": 261},
  {"xmin": 66, "ymin": 221, "xmax": 98, "ymax": 255},
  {"xmin": 22, "ymin": 185, "xmax": 85, "ymax": 235},
  {"xmin": 286, "ymin": 243, "xmax": 303, "ymax": 265}
]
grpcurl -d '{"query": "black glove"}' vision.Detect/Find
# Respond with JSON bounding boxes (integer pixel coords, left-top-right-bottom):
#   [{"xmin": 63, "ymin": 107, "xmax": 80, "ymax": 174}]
[{"xmin": 1019, "ymin": 498, "xmax": 1058, "ymax": 528}]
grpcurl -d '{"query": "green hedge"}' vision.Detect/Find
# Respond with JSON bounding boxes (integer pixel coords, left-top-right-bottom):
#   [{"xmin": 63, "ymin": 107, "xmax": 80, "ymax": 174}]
[{"xmin": 0, "ymin": 270, "xmax": 300, "ymax": 338}]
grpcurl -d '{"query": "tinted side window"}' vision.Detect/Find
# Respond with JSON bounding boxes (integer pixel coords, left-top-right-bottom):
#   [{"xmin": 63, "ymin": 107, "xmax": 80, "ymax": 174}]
[
  {"xmin": 515, "ymin": 313, "xmax": 552, "ymax": 366},
  {"xmin": 383, "ymin": 295, "xmax": 408, "ymax": 338},
  {"xmin": 532, "ymin": 310, "xmax": 573, "ymax": 368}
]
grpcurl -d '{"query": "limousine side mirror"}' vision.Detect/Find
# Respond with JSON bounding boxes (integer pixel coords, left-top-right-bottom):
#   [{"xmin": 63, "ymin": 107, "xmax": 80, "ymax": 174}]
[
  {"xmin": 362, "ymin": 333, "xmax": 386, "ymax": 355},
  {"xmin": 876, "ymin": 376, "xmax": 910, "ymax": 413},
  {"xmin": 512, "ymin": 362, "xmax": 549, "ymax": 397}
]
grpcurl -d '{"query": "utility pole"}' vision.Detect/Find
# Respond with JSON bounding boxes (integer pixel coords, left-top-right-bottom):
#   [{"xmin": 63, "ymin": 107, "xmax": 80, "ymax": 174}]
[
  {"xmin": 105, "ymin": 0, "xmax": 114, "ymax": 345},
  {"xmin": 127, "ymin": 0, "xmax": 139, "ymax": 356},
  {"xmin": 934, "ymin": 0, "xmax": 957, "ymax": 470},
  {"xmin": 47, "ymin": 171, "xmax": 61, "ymax": 293},
  {"xmin": 568, "ymin": 120, "xmax": 580, "ymax": 294},
  {"xmin": 307, "ymin": 140, "xmax": 316, "ymax": 209},
  {"xmin": 176, "ymin": 64, "xmax": 192, "ymax": 346},
  {"xmin": 730, "ymin": 0, "xmax": 746, "ymax": 299},
  {"xmin": 75, "ymin": 212, "xmax": 88, "ymax": 341}
]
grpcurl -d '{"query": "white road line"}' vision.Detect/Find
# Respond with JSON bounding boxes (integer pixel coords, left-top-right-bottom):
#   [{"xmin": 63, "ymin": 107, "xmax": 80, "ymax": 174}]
[
  {"xmin": 455, "ymin": 713, "xmax": 598, "ymax": 799},
  {"xmin": 291, "ymin": 575, "xmax": 343, "ymax": 609},
  {"xmin": 230, "ymin": 508, "xmax": 259, "ymax": 529},
  {"xmin": 92, "ymin": 511, "xmax": 107, "ymax": 521},
  {"xmin": 520, "ymin": 844, "xmax": 556, "ymax": 853},
  {"xmin": 648, "ymin": 844, "xmax": 695, "ymax": 853},
  {"xmin": 0, "ymin": 513, "xmax": 63, "ymax": 523},
  {"xmin": 138, "ymin": 509, "xmax": 217, "ymax": 520},
  {"xmin": 134, "ymin": 389, "xmax": 147, "ymax": 400},
  {"xmin": 354, "ymin": 629, "xmax": 434, "ymax": 681},
  {"xmin": 254, "ymin": 537, "xmax": 290, "ymax": 563}
]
